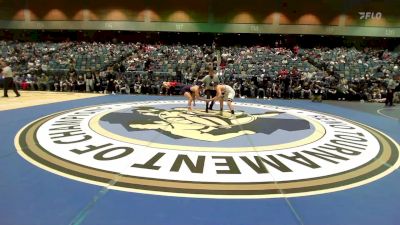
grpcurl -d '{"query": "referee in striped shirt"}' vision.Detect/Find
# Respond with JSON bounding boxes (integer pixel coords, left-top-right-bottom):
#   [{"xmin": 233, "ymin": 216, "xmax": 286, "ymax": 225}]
[{"xmin": 2, "ymin": 60, "xmax": 20, "ymax": 97}]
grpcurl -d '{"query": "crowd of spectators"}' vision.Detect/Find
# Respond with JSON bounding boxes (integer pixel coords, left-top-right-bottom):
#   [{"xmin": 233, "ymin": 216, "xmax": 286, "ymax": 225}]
[{"xmin": 0, "ymin": 39, "xmax": 399, "ymax": 105}]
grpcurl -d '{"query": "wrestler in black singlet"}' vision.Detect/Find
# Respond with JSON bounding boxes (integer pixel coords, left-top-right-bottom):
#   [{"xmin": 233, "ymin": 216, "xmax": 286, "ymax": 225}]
[{"xmin": 180, "ymin": 85, "xmax": 193, "ymax": 95}]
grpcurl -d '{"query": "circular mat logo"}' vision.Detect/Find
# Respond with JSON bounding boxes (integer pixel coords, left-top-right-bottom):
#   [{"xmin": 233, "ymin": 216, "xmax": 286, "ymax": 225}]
[{"xmin": 15, "ymin": 101, "xmax": 400, "ymax": 198}]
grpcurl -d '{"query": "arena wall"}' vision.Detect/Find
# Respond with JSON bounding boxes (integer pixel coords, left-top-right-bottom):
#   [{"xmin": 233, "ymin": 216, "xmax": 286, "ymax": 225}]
[{"xmin": 0, "ymin": 0, "xmax": 399, "ymax": 37}]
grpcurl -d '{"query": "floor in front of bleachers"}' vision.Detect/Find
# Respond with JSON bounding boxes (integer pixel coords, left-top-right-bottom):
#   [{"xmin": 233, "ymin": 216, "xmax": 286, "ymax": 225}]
[
  {"xmin": 0, "ymin": 93, "xmax": 399, "ymax": 225},
  {"xmin": 0, "ymin": 91, "xmax": 104, "ymax": 111}
]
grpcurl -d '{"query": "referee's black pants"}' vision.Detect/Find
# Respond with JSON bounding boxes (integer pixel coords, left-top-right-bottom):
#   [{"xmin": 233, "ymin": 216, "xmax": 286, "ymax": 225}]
[
  {"xmin": 205, "ymin": 89, "xmax": 217, "ymax": 111},
  {"xmin": 386, "ymin": 89, "xmax": 394, "ymax": 106},
  {"xmin": 3, "ymin": 77, "xmax": 20, "ymax": 97}
]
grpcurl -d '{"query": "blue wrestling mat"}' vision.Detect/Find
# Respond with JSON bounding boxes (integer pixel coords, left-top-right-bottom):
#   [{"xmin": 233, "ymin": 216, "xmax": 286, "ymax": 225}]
[{"xmin": 1, "ymin": 95, "xmax": 399, "ymax": 225}]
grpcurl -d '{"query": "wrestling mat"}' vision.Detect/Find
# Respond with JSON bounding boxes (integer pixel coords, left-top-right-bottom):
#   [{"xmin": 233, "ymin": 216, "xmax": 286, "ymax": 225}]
[{"xmin": 1, "ymin": 93, "xmax": 399, "ymax": 225}]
